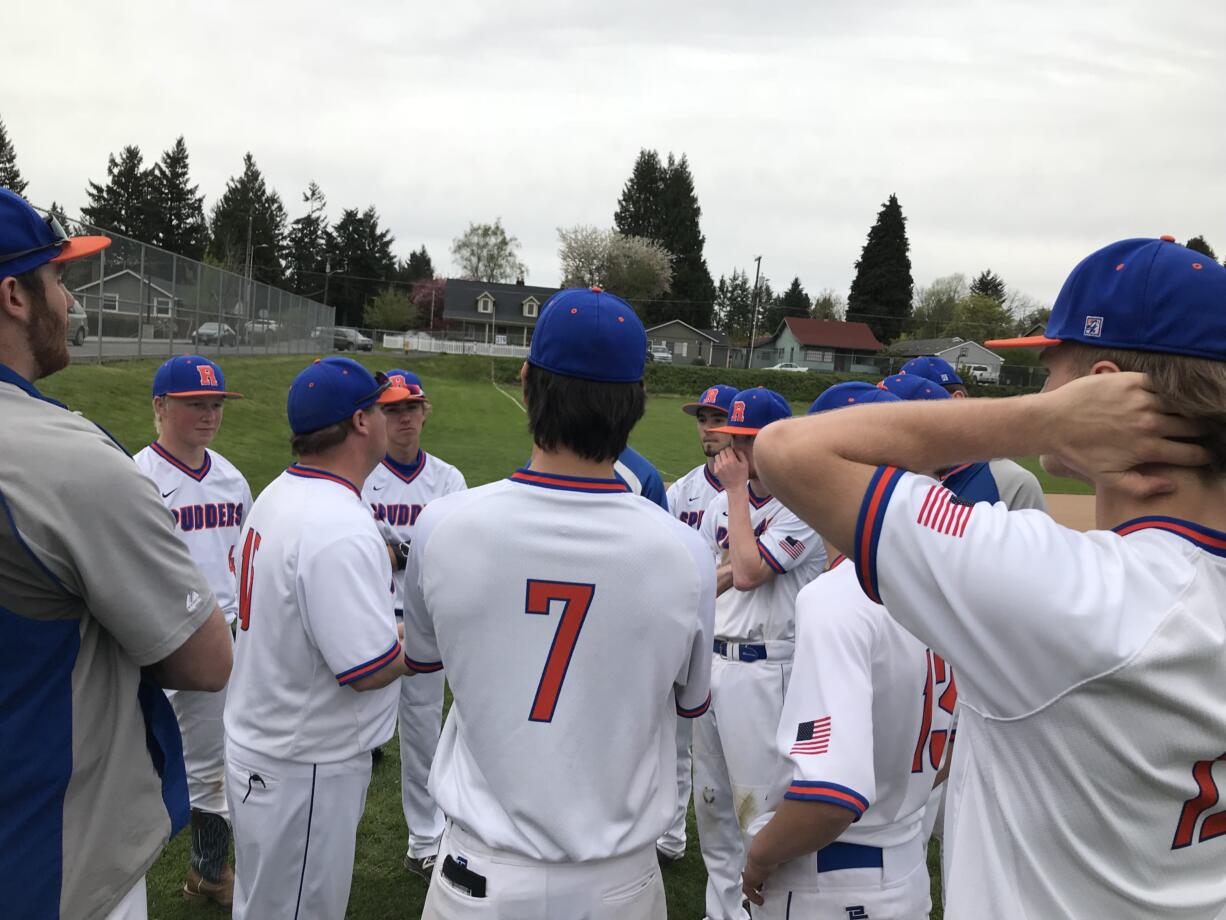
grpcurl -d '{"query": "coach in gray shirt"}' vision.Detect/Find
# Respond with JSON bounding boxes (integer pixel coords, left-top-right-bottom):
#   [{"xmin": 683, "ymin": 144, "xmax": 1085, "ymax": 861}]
[{"xmin": 0, "ymin": 189, "xmax": 233, "ymax": 920}]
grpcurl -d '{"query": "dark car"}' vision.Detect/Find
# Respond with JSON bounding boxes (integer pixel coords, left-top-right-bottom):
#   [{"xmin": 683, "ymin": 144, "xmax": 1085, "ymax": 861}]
[
  {"xmin": 192, "ymin": 322, "xmax": 238, "ymax": 347},
  {"xmin": 66, "ymin": 301, "xmax": 87, "ymax": 346},
  {"xmin": 333, "ymin": 327, "xmax": 373, "ymax": 351}
]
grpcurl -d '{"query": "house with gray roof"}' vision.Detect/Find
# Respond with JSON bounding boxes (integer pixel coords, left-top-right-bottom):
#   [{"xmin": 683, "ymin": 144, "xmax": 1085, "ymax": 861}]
[
  {"xmin": 442, "ymin": 278, "xmax": 560, "ymax": 345},
  {"xmin": 886, "ymin": 336, "xmax": 1004, "ymax": 380},
  {"xmin": 645, "ymin": 319, "xmax": 733, "ymax": 366}
]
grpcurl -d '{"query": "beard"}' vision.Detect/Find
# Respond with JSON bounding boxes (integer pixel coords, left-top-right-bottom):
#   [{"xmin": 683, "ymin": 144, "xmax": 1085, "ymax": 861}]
[{"xmin": 24, "ymin": 279, "xmax": 69, "ymax": 380}]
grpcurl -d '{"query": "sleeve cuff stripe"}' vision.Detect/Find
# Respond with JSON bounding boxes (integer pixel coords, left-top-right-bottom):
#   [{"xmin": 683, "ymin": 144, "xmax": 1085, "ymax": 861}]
[
  {"xmin": 853, "ymin": 466, "xmax": 905, "ymax": 604},
  {"xmin": 758, "ymin": 543, "xmax": 786, "ymax": 573},
  {"xmin": 405, "ymin": 654, "xmax": 443, "ymax": 673},
  {"xmin": 677, "ymin": 691, "xmax": 712, "ymax": 718},
  {"xmin": 336, "ymin": 641, "xmax": 402, "ymax": 685},
  {"xmin": 785, "ymin": 782, "xmax": 869, "ymax": 814}
]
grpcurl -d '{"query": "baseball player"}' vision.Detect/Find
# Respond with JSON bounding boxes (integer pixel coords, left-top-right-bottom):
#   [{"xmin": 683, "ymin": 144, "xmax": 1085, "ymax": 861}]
[
  {"xmin": 133, "ymin": 355, "xmax": 251, "ymax": 908},
  {"xmin": 695, "ymin": 386, "xmax": 827, "ymax": 920},
  {"xmin": 223, "ymin": 357, "xmax": 416, "ymax": 920},
  {"xmin": 755, "ymin": 236, "xmax": 1226, "ymax": 918},
  {"xmin": 899, "ymin": 355, "xmax": 969, "ymax": 397},
  {"xmin": 741, "ymin": 382, "xmax": 952, "ymax": 918},
  {"xmin": 655, "ymin": 382, "xmax": 738, "ymax": 865},
  {"xmin": 403, "ymin": 287, "xmax": 715, "ymax": 920},
  {"xmin": 360, "ymin": 368, "xmax": 466, "ymax": 881},
  {"xmin": 616, "ymin": 444, "xmax": 669, "ymax": 509}
]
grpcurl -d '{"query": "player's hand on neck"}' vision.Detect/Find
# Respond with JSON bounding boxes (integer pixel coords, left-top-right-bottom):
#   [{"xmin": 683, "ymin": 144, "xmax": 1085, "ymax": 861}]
[{"xmin": 527, "ymin": 444, "xmax": 617, "ymax": 481}]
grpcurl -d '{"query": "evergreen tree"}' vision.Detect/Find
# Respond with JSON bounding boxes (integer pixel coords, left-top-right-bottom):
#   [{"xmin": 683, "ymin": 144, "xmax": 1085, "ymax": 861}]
[
  {"xmin": 329, "ymin": 206, "xmax": 397, "ymax": 326},
  {"xmin": 81, "ymin": 145, "xmax": 158, "ymax": 240},
  {"xmin": 148, "ymin": 137, "xmax": 209, "ymax": 259},
  {"xmin": 754, "ymin": 279, "xmax": 784, "ymax": 340},
  {"xmin": 714, "ymin": 270, "xmax": 754, "ymax": 341},
  {"xmin": 398, "ymin": 246, "xmax": 435, "ymax": 284},
  {"xmin": 613, "ymin": 150, "xmax": 666, "ymax": 240},
  {"xmin": 656, "ymin": 154, "xmax": 716, "ymax": 327},
  {"xmin": 969, "ymin": 269, "xmax": 1007, "ymax": 304},
  {"xmin": 846, "ymin": 194, "xmax": 913, "ymax": 344},
  {"xmin": 0, "ymin": 118, "xmax": 28, "ymax": 196},
  {"xmin": 286, "ymin": 182, "xmax": 329, "ymax": 294},
  {"xmin": 781, "ymin": 277, "xmax": 811, "ymax": 317},
  {"xmin": 1185, "ymin": 236, "xmax": 1217, "ymax": 261},
  {"xmin": 207, "ymin": 153, "xmax": 288, "ymax": 284}
]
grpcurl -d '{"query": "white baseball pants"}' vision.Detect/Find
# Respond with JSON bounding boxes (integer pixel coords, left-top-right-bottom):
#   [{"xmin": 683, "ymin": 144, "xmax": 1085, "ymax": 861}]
[
  {"xmin": 657, "ymin": 713, "xmax": 693, "ymax": 859},
  {"xmin": 400, "ymin": 667, "xmax": 446, "ymax": 859},
  {"xmin": 102, "ymin": 877, "xmax": 146, "ymax": 920},
  {"xmin": 166, "ymin": 683, "xmax": 229, "ymax": 816}
]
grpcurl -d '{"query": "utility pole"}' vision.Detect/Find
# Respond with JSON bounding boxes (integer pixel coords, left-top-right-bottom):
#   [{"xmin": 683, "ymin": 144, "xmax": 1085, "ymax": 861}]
[
  {"xmin": 322, "ymin": 256, "xmax": 332, "ymax": 309},
  {"xmin": 745, "ymin": 255, "xmax": 763, "ymax": 369}
]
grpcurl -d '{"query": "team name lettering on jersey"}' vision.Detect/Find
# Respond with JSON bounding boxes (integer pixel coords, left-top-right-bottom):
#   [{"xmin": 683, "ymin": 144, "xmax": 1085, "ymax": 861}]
[
  {"xmin": 370, "ymin": 502, "xmax": 426, "ymax": 527},
  {"xmin": 715, "ymin": 517, "xmax": 769, "ymax": 549},
  {"xmin": 172, "ymin": 502, "xmax": 244, "ymax": 532},
  {"xmin": 679, "ymin": 510, "xmax": 705, "ymax": 529}
]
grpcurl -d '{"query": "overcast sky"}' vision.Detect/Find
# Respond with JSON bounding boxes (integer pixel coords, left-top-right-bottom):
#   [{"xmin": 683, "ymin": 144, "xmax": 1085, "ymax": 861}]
[{"xmin": 7, "ymin": 1, "xmax": 1225, "ymax": 307}]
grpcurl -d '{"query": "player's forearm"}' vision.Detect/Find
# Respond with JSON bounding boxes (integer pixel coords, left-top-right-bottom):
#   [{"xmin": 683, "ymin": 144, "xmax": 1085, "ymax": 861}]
[
  {"xmin": 715, "ymin": 561, "xmax": 734, "ymax": 595},
  {"xmin": 748, "ymin": 798, "xmax": 855, "ymax": 870},
  {"xmin": 725, "ymin": 486, "xmax": 771, "ymax": 590},
  {"xmin": 349, "ymin": 651, "xmax": 410, "ymax": 691}
]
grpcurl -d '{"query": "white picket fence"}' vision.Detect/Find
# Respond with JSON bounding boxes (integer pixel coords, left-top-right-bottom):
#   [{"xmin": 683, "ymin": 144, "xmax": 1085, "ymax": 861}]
[{"xmin": 382, "ymin": 332, "xmax": 530, "ymax": 359}]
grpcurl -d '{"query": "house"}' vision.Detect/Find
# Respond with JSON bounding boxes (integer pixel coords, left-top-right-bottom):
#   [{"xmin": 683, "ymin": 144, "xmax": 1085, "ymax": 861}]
[
  {"xmin": 750, "ymin": 317, "xmax": 884, "ymax": 373},
  {"xmin": 442, "ymin": 278, "xmax": 560, "ymax": 346},
  {"xmin": 886, "ymin": 336, "xmax": 1004, "ymax": 380},
  {"xmin": 74, "ymin": 269, "xmax": 184, "ymax": 323},
  {"xmin": 645, "ymin": 320, "xmax": 732, "ymax": 366}
]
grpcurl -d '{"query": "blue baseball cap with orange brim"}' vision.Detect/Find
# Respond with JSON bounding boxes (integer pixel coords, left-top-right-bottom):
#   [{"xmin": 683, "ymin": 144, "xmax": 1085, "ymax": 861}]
[
  {"xmin": 683, "ymin": 383, "xmax": 739, "ymax": 416},
  {"xmin": 708, "ymin": 387, "xmax": 792, "ymax": 435},
  {"xmin": 381, "ymin": 368, "xmax": 428, "ymax": 401},
  {"xmin": 287, "ymin": 357, "xmax": 415, "ymax": 435},
  {"xmin": 0, "ymin": 188, "xmax": 112, "ymax": 279},
  {"xmin": 152, "ymin": 355, "xmax": 243, "ymax": 399},
  {"xmin": 986, "ymin": 236, "xmax": 1226, "ymax": 360},
  {"xmin": 528, "ymin": 287, "xmax": 647, "ymax": 383}
]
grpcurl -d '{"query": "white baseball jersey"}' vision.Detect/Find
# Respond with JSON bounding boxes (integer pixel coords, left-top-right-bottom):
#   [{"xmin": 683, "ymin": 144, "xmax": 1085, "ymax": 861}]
[
  {"xmin": 666, "ymin": 462, "xmax": 723, "ymax": 531},
  {"xmin": 700, "ymin": 487, "xmax": 825, "ymax": 641},
  {"xmin": 224, "ymin": 464, "xmax": 402, "ymax": 764},
  {"xmin": 856, "ymin": 465, "xmax": 1226, "ymax": 919},
  {"xmin": 778, "ymin": 556, "xmax": 955, "ymax": 846},
  {"xmin": 361, "ymin": 450, "xmax": 467, "ymax": 611},
  {"xmin": 133, "ymin": 442, "xmax": 252, "ymax": 624},
  {"xmin": 401, "ymin": 468, "xmax": 716, "ymax": 862}
]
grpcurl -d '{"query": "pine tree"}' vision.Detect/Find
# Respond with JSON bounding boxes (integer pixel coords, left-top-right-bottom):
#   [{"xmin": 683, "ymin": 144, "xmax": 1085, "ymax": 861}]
[
  {"xmin": 1185, "ymin": 236, "xmax": 1217, "ymax": 261},
  {"xmin": 328, "ymin": 206, "xmax": 397, "ymax": 326},
  {"xmin": 846, "ymin": 194, "xmax": 913, "ymax": 344},
  {"xmin": 656, "ymin": 154, "xmax": 716, "ymax": 327},
  {"xmin": 148, "ymin": 137, "xmax": 209, "ymax": 259},
  {"xmin": 613, "ymin": 150, "xmax": 666, "ymax": 240},
  {"xmin": 0, "ymin": 118, "xmax": 28, "ymax": 196},
  {"xmin": 207, "ymin": 153, "xmax": 288, "ymax": 284},
  {"xmin": 286, "ymin": 182, "xmax": 329, "ymax": 294},
  {"xmin": 398, "ymin": 246, "xmax": 435, "ymax": 284},
  {"xmin": 969, "ymin": 269, "xmax": 1007, "ymax": 304},
  {"xmin": 81, "ymin": 145, "xmax": 158, "ymax": 240},
  {"xmin": 781, "ymin": 277, "xmax": 811, "ymax": 317}
]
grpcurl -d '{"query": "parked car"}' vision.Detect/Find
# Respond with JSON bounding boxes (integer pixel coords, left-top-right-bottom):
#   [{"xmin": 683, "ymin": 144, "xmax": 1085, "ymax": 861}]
[
  {"xmin": 192, "ymin": 322, "xmax": 238, "ymax": 347},
  {"xmin": 764, "ymin": 362, "xmax": 808, "ymax": 373},
  {"xmin": 244, "ymin": 318, "xmax": 280, "ymax": 345},
  {"xmin": 649, "ymin": 345, "xmax": 673, "ymax": 365},
  {"xmin": 333, "ymin": 327, "xmax": 373, "ymax": 351},
  {"xmin": 66, "ymin": 301, "xmax": 87, "ymax": 346},
  {"xmin": 963, "ymin": 363, "xmax": 999, "ymax": 384}
]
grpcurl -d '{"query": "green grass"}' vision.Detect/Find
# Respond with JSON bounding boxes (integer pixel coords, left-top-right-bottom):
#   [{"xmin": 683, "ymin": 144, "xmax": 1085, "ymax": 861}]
[{"xmin": 42, "ymin": 353, "xmax": 1078, "ymax": 918}]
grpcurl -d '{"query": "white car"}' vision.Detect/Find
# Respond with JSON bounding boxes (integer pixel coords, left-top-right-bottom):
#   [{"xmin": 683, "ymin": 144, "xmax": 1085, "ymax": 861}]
[
  {"xmin": 963, "ymin": 363, "xmax": 999, "ymax": 384},
  {"xmin": 764, "ymin": 362, "xmax": 808, "ymax": 373},
  {"xmin": 649, "ymin": 345, "xmax": 673, "ymax": 365}
]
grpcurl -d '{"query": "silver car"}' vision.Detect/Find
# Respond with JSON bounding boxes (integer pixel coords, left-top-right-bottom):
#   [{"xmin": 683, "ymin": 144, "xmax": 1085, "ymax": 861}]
[{"xmin": 66, "ymin": 301, "xmax": 87, "ymax": 346}]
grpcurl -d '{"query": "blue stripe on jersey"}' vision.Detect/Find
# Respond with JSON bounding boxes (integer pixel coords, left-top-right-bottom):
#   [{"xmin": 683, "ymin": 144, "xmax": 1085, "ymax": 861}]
[
  {"xmin": 747, "ymin": 483, "xmax": 772, "ymax": 509},
  {"xmin": 405, "ymin": 653, "xmax": 444, "ymax": 674},
  {"xmin": 286, "ymin": 464, "xmax": 362, "ymax": 498},
  {"xmin": 0, "ymin": 604, "xmax": 79, "ymax": 917},
  {"xmin": 382, "ymin": 450, "xmax": 426, "ymax": 484},
  {"xmin": 149, "ymin": 441, "xmax": 212, "ymax": 481},
  {"xmin": 676, "ymin": 691, "xmax": 712, "ymax": 719},
  {"xmin": 941, "ymin": 461, "xmax": 1000, "ymax": 504},
  {"xmin": 785, "ymin": 780, "xmax": 870, "ymax": 816},
  {"xmin": 854, "ymin": 466, "xmax": 905, "ymax": 604},
  {"xmin": 1114, "ymin": 516, "xmax": 1226, "ymax": 558},
  {"xmin": 137, "ymin": 673, "xmax": 190, "ymax": 837},
  {"xmin": 336, "ymin": 641, "xmax": 403, "ymax": 685},
  {"xmin": 703, "ymin": 464, "xmax": 724, "ymax": 493},
  {"xmin": 510, "ymin": 469, "xmax": 631, "ymax": 494},
  {"xmin": 758, "ymin": 541, "xmax": 787, "ymax": 573}
]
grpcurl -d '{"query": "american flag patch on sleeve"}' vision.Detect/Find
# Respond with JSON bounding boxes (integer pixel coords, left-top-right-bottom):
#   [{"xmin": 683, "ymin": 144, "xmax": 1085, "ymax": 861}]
[
  {"xmin": 790, "ymin": 716, "xmax": 831, "ymax": 755},
  {"xmin": 916, "ymin": 485, "xmax": 975, "ymax": 538},
  {"xmin": 781, "ymin": 535, "xmax": 805, "ymax": 559}
]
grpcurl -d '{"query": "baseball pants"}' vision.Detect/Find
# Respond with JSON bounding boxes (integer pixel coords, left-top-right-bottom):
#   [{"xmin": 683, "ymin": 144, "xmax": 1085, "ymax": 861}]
[
  {"xmin": 102, "ymin": 877, "xmax": 146, "ymax": 920},
  {"xmin": 400, "ymin": 667, "xmax": 446, "ymax": 859},
  {"xmin": 694, "ymin": 649, "xmax": 793, "ymax": 920},
  {"xmin": 422, "ymin": 820, "xmax": 666, "ymax": 920},
  {"xmin": 657, "ymin": 713, "xmax": 693, "ymax": 860},
  {"xmin": 226, "ymin": 743, "xmax": 372, "ymax": 920},
  {"xmin": 754, "ymin": 835, "xmax": 931, "ymax": 920},
  {"xmin": 166, "ymin": 684, "xmax": 229, "ymax": 816}
]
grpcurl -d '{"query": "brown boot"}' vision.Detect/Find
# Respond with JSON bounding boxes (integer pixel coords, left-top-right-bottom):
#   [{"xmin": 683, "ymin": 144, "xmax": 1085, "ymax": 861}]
[{"xmin": 183, "ymin": 864, "xmax": 234, "ymax": 908}]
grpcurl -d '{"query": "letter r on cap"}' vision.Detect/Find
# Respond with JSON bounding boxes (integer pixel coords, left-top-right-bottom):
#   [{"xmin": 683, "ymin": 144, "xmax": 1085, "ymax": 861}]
[
  {"xmin": 731, "ymin": 401, "xmax": 746, "ymax": 423},
  {"xmin": 197, "ymin": 365, "xmax": 218, "ymax": 387}
]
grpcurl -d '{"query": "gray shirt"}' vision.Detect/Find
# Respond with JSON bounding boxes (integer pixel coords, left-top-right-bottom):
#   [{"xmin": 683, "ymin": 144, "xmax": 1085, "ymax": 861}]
[{"xmin": 0, "ymin": 366, "xmax": 217, "ymax": 919}]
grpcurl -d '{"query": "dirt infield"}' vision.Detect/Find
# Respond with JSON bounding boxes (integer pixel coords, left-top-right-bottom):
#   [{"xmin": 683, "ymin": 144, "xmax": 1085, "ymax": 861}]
[{"xmin": 1045, "ymin": 494, "xmax": 1096, "ymax": 531}]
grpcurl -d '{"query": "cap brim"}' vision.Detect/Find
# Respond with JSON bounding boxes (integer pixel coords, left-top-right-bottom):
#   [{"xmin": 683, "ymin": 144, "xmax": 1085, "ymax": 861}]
[
  {"xmin": 708, "ymin": 425, "xmax": 761, "ymax": 435},
  {"xmin": 984, "ymin": 335, "xmax": 1062, "ymax": 350},
  {"xmin": 376, "ymin": 385, "xmax": 421, "ymax": 404},
  {"xmin": 160, "ymin": 389, "xmax": 243, "ymax": 399},
  {"xmin": 682, "ymin": 402, "xmax": 729, "ymax": 417},
  {"xmin": 49, "ymin": 236, "xmax": 112, "ymax": 263}
]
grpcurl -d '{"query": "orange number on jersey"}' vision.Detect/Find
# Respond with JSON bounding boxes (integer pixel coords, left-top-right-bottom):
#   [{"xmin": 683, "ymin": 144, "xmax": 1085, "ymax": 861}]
[
  {"xmin": 237, "ymin": 529, "xmax": 262, "ymax": 631},
  {"xmin": 912, "ymin": 650, "xmax": 958, "ymax": 773},
  {"xmin": 524, "ymin": 579, "xmax": 595, "ymax": 723},
  {"xmin": 1172, "ymin": 754, "xmax": 1226, "ymax": 850}
]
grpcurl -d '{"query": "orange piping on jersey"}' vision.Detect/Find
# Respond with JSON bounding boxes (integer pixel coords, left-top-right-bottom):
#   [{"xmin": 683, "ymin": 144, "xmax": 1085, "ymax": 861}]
[{"xmin": 510, "ymin": 470, "xmax": 630, "ymax": 492}]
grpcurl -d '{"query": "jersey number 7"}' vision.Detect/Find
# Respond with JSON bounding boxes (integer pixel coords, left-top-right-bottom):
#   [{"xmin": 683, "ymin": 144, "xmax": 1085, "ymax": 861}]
[
  {"xmin": 524, "ymin": 580, "xmax": 595, "ymax": 723},
  {"xmin": 237, "ymin": 529, "xmax": 262, "ymax": 631}
]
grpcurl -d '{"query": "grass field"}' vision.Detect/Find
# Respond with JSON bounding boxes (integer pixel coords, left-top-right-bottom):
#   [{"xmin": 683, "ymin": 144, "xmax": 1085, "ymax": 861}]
[{"xmin": 37, "ymin": 353, "xmax": 1083, "ymax": 918}]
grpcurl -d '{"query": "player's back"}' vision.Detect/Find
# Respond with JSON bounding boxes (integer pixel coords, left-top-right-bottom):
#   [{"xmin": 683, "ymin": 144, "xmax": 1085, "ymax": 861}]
[{"xmin": 404, "ymin": 469, "xmax": 714, "ymax": 862}]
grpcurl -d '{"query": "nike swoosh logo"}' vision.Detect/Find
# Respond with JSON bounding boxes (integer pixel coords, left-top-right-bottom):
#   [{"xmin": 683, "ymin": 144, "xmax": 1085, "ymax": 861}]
[
  {"xmin": 688, "ymin": 497, "xmax": 701, "ymax": 502},
  {"xmin": 372, "ymin": 485, "xmax": 385, "ymax": 491},
  {"xmin": 162, "ymin": 489, "xmax": 178, "ymax": 498}
]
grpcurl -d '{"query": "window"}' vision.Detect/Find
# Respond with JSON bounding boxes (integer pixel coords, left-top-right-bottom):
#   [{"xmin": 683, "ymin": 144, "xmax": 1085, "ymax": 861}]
[
  {"xmin": 476, "ymin": 293, "xmax": 495, "ymax": 314},
  {"xmin": 522, "ymin": 297, "xmax": 539, "ymax": 318},
  {"xmin": 102, "ymin": 293, "xmax": 119, "ymax": 312},
  {"xmin": 153, "ymin": 297, "xmax": 173, "ymax": 317},
  {"xmin": 805, "ymin": 349, "xmax": 833, "ymax": 363},
  {"xmin": 673, "ymin": 341, "xmax": 688, "ymax": 357}
]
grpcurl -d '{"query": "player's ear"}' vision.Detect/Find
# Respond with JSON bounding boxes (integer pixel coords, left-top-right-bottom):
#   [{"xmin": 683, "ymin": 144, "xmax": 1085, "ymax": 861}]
[
  {"xmin": 0, "ymin": 275, "xmax": 29, "ymax": 322},
  {"xmin": 1089, "ymin": 360, "xmax": 1123, "ymax": 376}
]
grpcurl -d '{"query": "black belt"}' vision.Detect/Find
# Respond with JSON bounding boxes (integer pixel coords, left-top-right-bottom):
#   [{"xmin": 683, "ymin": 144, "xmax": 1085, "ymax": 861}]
[
  {"xmin": 816, "ymin": 841, "xmax": 883, "ymax": 872},
  {"xmin": 713, "ymin": 639, "xmax": 769, "ymax": 662}
]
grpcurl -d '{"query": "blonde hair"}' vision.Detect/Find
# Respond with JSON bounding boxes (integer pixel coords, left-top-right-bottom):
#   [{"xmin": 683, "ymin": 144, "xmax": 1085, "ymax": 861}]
[{"xmin": 1066, "ymin": 343, "xmax": 1226, "ymax": 474}]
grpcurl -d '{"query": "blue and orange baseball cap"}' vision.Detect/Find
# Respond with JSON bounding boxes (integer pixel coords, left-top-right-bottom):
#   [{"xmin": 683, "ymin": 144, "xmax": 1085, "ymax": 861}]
[
  {"xmin": 683, "ymin": 383, "xmax": 738, "ymax": 416},
  {"xmin": 879, "ymin": 373, "xmax": 951, "ymax": 401},
  {"xmin": 900, "ymin": 356, "xmax": 963, "ymax": 387},
  {"xmin": 709, "ymin": 387, "xmax": 792, "ymax": 435},
  {"xmin": 986, "ymin": 236, "xmax": 1226, "ymax": 360},
  {"xmin": 287, "ymin": 357, "xmax": 412, "ymax": 434},
  {"xmin": 152, "ymin": 355, "xmax": 243, "ymax": 399},
  {"xmin": 0, "ymin": 189, "xmax": 111, "ymax": 279},
  {"xmin": 808, "ymin": 381, "xmax": 901, "ymax": 414},
  {"xmin": 528, "ymin": 287, "xmax": 646, "ymax": 383},
  {"xmin": 381, "ymin": 368, "xmax": 427, "ymax": 401}
]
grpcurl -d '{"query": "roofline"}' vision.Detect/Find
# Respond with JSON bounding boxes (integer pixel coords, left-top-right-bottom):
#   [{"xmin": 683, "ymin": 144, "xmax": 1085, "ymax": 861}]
[
  {"xmin": 74, "ymin": 268, "xmax": 177, "ymax": 299},
  {"xmin": 645, "ymin": 318, "xmax": 719, "ymax": 341}
]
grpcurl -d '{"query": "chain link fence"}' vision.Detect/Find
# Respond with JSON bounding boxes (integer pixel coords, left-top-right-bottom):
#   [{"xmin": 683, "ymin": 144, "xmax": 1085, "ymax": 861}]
[{"xmin": 45, "ymin": 210, "xmax": 336, "ymax": 363}]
